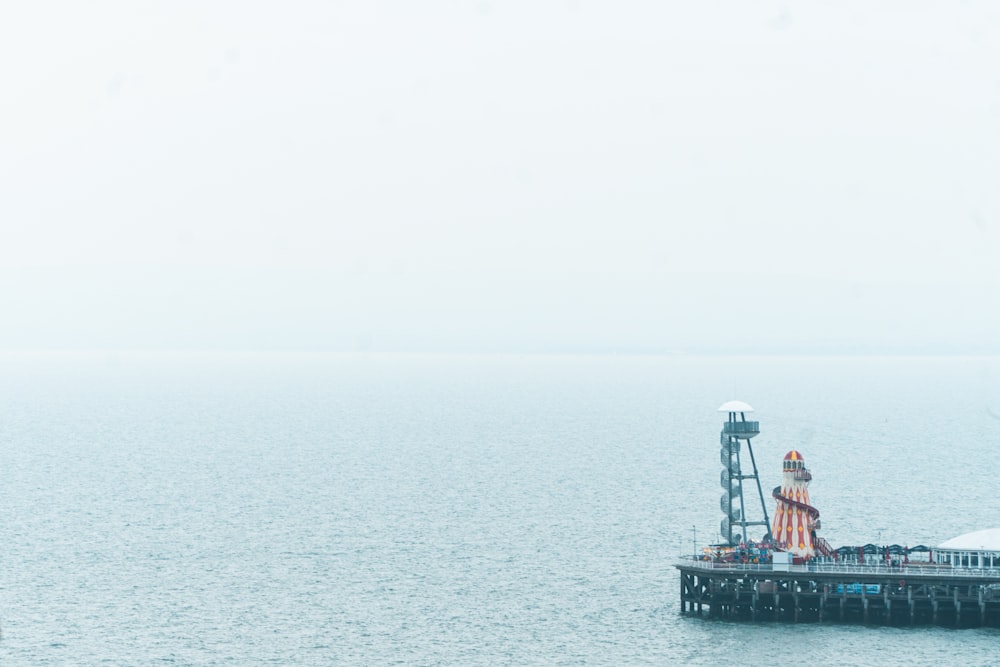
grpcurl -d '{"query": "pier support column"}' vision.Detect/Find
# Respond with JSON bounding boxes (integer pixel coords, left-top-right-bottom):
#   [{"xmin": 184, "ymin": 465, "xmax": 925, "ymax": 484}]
[
  {"xmin": 751, "ymin": 592, "xmax": 758, "ymax": 622},
  {"xmin": 908, "ymin": 587, "xmax": 914, "ymax": 625}
]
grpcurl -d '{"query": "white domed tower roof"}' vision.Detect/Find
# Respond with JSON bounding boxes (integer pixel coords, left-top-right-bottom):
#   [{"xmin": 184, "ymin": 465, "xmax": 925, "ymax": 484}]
[
  {"xmin": 938, "ymin": 528, "xmax": 1000, "ymax": 551},
  {"xmin": 718, "ymin": 400, "xmax": 754, "ymax": 413}
]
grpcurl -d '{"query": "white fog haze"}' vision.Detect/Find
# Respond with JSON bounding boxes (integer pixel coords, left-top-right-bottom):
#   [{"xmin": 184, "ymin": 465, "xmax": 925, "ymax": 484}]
[
  {"xmin": 3, "ymin": 1, "xmax": 999, "ymax": 353},
  {"xmin": 7, "ymin": 5, "xmax": 1000, "ymax": 663}
]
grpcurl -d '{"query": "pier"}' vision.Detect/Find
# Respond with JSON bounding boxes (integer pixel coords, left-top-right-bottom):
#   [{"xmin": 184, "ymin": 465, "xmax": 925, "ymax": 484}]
[
  {"xmin": 677, "ymin": 559, "xmax": 1000, "ymax": 627},
  {"xmin": 683, "ymin": 402, "xmax": 1000, "ymax": 628}
]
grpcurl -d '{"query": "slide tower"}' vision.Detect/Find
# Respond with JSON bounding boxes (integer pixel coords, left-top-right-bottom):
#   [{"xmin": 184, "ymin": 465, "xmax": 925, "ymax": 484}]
[
  {"xmin": 771, "ymin": 450, "xmax": 832, "ymax": 557},
  {"xmin": 718, "ymin": 401, "xmax": 772, "ymax": 546}
]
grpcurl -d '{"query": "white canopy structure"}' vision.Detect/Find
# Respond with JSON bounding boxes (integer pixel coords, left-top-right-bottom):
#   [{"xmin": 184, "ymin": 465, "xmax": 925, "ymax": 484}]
[
  {"xmin": 935, "ymin": 529, "xmax": 1000, "ymax": 569},
  {"xmin": 939, "ymin": 528, "xmax": 1000, "ymax": 551}
]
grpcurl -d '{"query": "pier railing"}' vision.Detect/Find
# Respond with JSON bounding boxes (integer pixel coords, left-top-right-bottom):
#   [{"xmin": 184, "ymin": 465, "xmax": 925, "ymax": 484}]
[{"xmin": 676, "ymin": 557, "xmax": 1000, "ymax": 580}]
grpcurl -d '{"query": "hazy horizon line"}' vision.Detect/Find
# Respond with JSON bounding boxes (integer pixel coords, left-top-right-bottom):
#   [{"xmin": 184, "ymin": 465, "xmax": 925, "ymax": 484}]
[{"xmin": 2, "ymin": 347, "xmax": 998, "ymax": 358}]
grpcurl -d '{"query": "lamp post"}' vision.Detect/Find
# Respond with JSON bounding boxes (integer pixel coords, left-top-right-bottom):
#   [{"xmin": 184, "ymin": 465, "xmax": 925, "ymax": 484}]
[{"xmin": 692, "ymin": 525, "xmax": 697, "ymax": 559}]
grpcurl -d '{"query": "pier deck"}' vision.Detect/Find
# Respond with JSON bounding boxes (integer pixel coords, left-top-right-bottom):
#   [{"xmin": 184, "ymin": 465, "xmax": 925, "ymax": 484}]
[{"xmin": 677, "ymin": 559, "xmax": 1000, "ymax": 627}]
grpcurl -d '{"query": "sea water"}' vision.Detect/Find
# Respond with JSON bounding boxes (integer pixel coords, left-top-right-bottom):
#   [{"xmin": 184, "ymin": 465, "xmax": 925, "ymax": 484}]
[{"xmin": 0, "ymin": 352, "xmax": 998, "ymax": 665}]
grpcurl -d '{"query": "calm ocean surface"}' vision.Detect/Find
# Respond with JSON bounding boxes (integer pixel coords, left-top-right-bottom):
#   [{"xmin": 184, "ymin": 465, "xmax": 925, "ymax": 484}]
[{"xmin": 1, "ymin": 352, "xmax": 998, "ymax": 665}]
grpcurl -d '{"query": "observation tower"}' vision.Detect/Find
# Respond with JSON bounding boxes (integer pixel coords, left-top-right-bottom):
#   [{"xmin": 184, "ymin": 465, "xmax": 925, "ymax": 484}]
[
  {"xmin": 771, "ymin": 450, "xmax": 831, "ymax": 557},
  {"xmin": 718, "ymin": 401, "xmax": 771, "ymax": 546}
]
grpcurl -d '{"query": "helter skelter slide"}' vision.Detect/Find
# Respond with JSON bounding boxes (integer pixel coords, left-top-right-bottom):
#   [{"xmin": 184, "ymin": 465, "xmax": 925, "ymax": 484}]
[{"xmin": 771, "ymin": 450, "xmax": 833, "ymax": 558}]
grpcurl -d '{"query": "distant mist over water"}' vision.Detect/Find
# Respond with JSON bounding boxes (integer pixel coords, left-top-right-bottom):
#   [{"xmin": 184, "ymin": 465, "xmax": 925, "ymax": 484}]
[{"xmin": 0, "ymin": 352, "xmax": 997, "ymax": 664}]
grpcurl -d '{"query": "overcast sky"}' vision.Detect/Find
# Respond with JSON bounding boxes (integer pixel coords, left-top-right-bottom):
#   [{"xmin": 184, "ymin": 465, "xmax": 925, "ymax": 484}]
[{"xmin": 2, "ymin": 1, "xmax": 999, "ymax": 353}]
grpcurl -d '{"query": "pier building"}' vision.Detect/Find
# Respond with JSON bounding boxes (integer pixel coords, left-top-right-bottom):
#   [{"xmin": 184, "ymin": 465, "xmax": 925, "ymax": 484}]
[{"xmin": 934, "ymin": 529, "xmax": 1000, "ymax": 569}]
